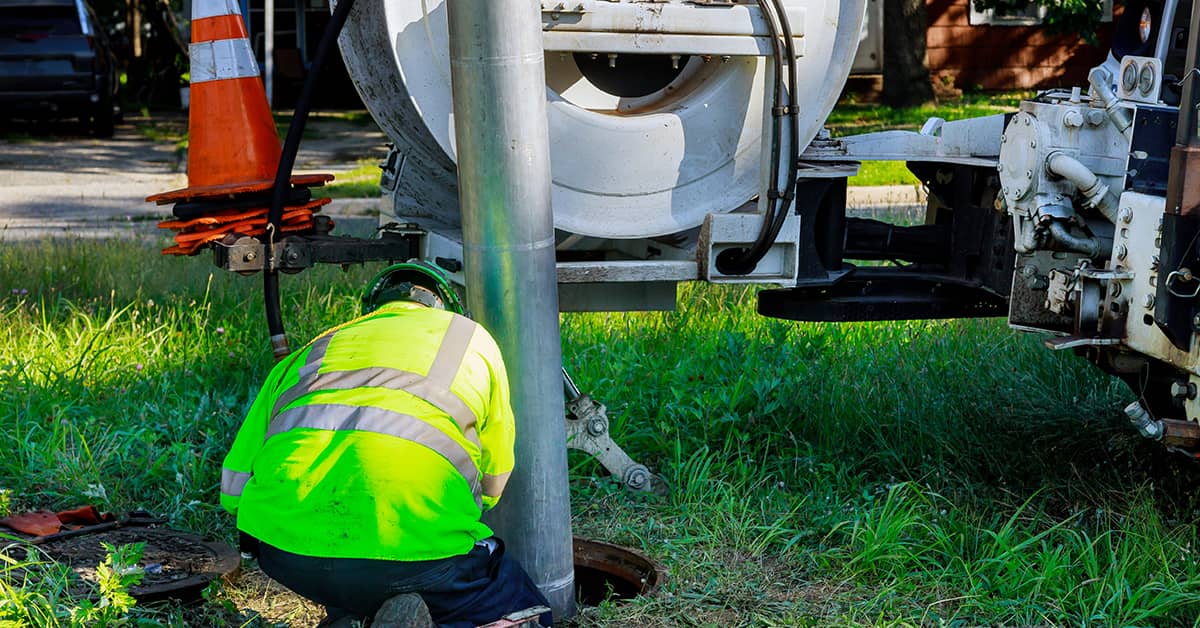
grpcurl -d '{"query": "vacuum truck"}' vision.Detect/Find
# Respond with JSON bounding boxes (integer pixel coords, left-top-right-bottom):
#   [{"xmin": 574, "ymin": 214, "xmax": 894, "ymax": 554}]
[
  {"xmin": 188, "ymin": 0, "xmax": 1200, "ymax": 464},
  {"xmin": 334, "ymin": 0, "xmax": 1200, "ymax": 457}
]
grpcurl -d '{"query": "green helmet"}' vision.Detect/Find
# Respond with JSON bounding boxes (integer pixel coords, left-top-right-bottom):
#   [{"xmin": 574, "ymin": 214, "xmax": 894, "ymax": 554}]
[{"xmin": 362, "ymin": 261, "xmax": 467, "ymax": 315}]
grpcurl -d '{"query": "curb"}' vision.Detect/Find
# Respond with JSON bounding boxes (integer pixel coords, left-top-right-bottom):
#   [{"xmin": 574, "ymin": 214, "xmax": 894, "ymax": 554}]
[{"xmin": 846, "ymin": 184, "xmax": 926, "ymax": 208}]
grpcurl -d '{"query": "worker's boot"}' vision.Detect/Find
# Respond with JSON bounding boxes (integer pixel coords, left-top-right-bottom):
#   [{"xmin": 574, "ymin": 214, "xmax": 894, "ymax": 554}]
[{"xmin": 370, "ymin": 593, "xmax": 434, "ymax": 628}]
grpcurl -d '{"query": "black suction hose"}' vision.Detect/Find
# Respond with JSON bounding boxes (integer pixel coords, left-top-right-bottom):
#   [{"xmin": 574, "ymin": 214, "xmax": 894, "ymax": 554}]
[
  {"xmin": 263, "ymin": 0, "xmax": 357, "ymax": 359},
  {"xmin": 762, "ymin": 0, "xmax": 800, "ymax": 248},
  {"xmin": 716, "ymin": 0, "xmax": 797, "ymax": 276}
]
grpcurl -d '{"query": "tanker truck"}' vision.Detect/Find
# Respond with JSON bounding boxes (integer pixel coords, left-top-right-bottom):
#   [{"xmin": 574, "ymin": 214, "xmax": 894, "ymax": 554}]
[
  {"xmin": 203, "ymin": 0, "xmax": 1200, "ymax": 473},
  {"xmin": 337, "ymin": 0, "xmax": 1200, "ymax": 456}
]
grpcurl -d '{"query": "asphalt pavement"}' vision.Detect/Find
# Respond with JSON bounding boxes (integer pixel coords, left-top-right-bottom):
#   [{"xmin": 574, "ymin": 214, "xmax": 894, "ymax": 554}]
[{"xmin": 0, "ymin": 112, "xmax": 388, "ymax": 241}]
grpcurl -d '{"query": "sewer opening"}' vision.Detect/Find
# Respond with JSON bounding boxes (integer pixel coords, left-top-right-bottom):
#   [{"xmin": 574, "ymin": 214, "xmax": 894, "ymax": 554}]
[{"xmin": 572, "ymin": 537, "xmax": 663, "ymax": 607}]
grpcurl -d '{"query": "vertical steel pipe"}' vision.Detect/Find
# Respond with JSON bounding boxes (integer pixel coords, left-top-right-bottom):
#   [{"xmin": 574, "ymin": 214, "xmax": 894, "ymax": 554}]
[
  {"xmin": 1175, "ymin": 0, "xmax": 1200, "ymax": 149},
  {"xmin": 1164, "ymin": 0, "xmax": 1200, "ymax": 215},
  {"xmin": 264, "ymin": 0, "xmax": 274, "ymax": 106},
  {"xmin": 446, "ymin": 0, "xmax": 576, "ymax": 619}
]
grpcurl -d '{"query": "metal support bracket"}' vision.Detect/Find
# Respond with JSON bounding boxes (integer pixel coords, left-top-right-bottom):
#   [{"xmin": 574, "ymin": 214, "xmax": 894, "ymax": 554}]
[
  {"xmin": 212, "ymin": 223, "xmax": 422, "ymax": 274},
  {"xmin": 800, "ymin": 114, "xmax": 1005, "ymax": 166},
  {"xmin": 563, "ymin": 369, "xmax": 653, "ymax": 491}
]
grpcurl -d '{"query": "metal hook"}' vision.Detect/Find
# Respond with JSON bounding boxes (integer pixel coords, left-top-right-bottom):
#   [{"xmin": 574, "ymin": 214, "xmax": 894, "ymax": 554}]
[
  {"xmin": 1165, "ymin": 268, "xmax": 1200, "ymax": 298},
  {"xmin": 1175, "ymin": 67, "xmax": 1200, "ymax": 87},
  {"xmin": 265, "ymin": 223, "xmax": 278, "ymax": 272}
]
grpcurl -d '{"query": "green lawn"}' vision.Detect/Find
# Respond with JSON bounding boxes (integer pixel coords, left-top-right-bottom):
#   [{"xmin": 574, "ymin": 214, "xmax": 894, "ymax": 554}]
[
  {"xmin": 324, "ymin": 160, "xmax": 386, "ymax": 199},
  {"xmin": 3, "ymin": 238, "xmax": 1200, "ymax": 626},
  {"xmin": 831, "ymin": 91, "xmax": 1031, "ymax": 188},
  {"xmin": 826, "ymin": 91, "xmax": 1031, "ymax": 137},
  {"xmin": 849, "ymin": 161, "xmax": 921, "ymax": 187}
]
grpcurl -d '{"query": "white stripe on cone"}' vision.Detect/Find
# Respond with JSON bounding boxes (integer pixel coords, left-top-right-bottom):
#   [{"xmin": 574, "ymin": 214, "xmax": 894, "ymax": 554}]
[
  {"xmin": 193, "ymin": 0, "xmax": 242, "ymax": 20},
  {"xmin": 190, "ymin": 39, "xmax": 261, "ymax": 84}
]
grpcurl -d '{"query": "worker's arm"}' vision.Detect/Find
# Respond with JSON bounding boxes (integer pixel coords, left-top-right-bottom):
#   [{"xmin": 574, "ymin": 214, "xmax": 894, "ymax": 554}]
[
  {"xmin": 475, "ymin": 333, "xmax": 517, "ymax": 510},
  {"xmin": 219, "ymin": 358, "xmax": 292, "ymax": 514}
]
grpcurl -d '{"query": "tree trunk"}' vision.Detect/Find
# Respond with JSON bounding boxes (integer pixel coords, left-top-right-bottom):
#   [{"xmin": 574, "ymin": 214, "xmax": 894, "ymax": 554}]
[
  {"xmin": 882, "ymin": 0, "xmax": 934, "ymax": 107},
  {"xmin": 130, "ymin": 0, "xmax": 142, "ymax": 58}
]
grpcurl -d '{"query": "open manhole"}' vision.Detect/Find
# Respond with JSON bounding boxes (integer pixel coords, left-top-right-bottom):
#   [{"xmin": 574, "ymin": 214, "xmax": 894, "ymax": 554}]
[
  {"xmin": 27, "ymin": 525, "xmax": 239, "ymax": 603},
  {"xmin": 573, "ymin": 537, "xmax": 663, "ymax": 606}
]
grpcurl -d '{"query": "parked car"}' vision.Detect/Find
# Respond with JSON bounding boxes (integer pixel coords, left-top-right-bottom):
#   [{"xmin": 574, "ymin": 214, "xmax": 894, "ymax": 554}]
[{"xmin": 0, "ymin": 0, "xmax": 119, "ymax": 137}]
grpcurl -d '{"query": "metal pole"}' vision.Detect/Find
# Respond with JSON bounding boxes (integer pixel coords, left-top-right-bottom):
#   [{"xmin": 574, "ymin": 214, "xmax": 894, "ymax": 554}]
[
  {"xmin": 1165, "ymin": 0, "xmax": 1200, "ymax": 215},
  {"xmin": 446, "ymin": 0, "xmax": 576, "ymax": 620},
  {"xmin": 264, "ymin": 0, "xmax": 274, "ymax": 106},
  {"xmin": 1174, "ymin": 0, "xmax": 1200, "ymax": 150}
]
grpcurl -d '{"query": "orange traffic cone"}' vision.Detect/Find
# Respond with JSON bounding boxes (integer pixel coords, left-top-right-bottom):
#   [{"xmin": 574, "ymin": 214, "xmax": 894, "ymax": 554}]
[{"xmin": 147, "ymin": 0, "xmax": 332, "ymax": 255}]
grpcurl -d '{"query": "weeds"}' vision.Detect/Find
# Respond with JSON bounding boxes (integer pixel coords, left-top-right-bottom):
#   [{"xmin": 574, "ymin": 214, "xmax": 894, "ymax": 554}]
[{"xmin": 0, "ymin": 541, "xmax": 144, "ymax": 627}]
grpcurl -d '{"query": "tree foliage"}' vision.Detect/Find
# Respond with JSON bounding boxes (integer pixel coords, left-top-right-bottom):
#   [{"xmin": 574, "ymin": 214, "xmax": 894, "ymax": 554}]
[
  {"xmin": 90, "ymin": 0, "xmax": 189, "ymax": 108},
  {"xmin": 972, "ymin": 0, "xmax": 1109, "ymax": 45}
]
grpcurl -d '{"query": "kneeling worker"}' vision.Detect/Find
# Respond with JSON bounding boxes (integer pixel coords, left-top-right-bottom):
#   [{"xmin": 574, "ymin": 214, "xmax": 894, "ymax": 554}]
[{"xmin": 219, "ymin": 262, "xmax": 552, "ymax": 627}]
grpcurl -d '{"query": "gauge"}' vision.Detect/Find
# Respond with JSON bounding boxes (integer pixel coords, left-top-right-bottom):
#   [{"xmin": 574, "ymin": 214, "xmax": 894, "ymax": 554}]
[
  {"xmin": 1123, "ymin": 60, "xmax": 1139, "ymax": 92},
  {"xmin": 1139, "ymin": 62, "xmax": 1156, "ymax": 95},
  {"xmin": 1139, "ymin": 7, "xmax": 1153, "ymax": 43}
]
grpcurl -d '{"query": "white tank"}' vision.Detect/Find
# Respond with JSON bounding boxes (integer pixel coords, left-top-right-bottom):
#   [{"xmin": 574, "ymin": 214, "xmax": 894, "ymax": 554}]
[{"xmin": 337, "ymin": 0, "xmax": 865, "ymax": 239}]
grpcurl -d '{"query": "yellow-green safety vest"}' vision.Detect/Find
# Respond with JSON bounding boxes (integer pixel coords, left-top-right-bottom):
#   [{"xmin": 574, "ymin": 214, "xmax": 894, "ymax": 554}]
[{"xmin": 219, "ymin": 301, "xmax": 516, "ymax": 561}]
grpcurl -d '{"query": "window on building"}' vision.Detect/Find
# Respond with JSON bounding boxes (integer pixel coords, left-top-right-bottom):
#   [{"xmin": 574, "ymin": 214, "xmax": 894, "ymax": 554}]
[{"xmin": 969, "ymin": 0, "xmax": 1113, "ymax": 26}]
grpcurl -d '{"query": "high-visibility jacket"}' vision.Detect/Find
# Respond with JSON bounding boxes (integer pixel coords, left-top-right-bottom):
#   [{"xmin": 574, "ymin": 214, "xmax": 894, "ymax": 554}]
[{"xmin": 219, "ymin": 301, "xmax": 516, "ymax": 562}]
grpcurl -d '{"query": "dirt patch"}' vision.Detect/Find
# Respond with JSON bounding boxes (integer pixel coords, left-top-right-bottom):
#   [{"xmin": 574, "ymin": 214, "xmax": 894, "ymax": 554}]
[{"xmin": 223, "ymin": 566, "xmax": 326, "ymax": 627}]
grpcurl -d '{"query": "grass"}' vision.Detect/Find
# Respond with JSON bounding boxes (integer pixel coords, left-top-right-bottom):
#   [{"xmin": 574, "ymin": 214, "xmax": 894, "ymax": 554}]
[
  {"xmin": 132, "ymin": 118, "xmax": 186, "ymax": 145},
  {"xmin": 270, "ymin": 111, "xmax": 376, "ymax": 142},
  {"xmin": 324, "ymin": 160, "xmax": 385, "ymax": 199},
  {"xmin": 826, "ymin": 90, "xmax": 1032, "ymax": 137},
  {"xmin": 303, "ymin": 110, "xmax": 378, "ymax": 126},
  {"xmin": 2, "ymin": 237, "xmax": 1200, "ymax": 625},
  {"xmin": 132, "ymin": 117, "xmax": 189, "ymax": 165},
  {"xmin": 829, "ymin": 90, "xmax": 1033, "ymax": 188},
  {"xmin": 849, "ymin": 161, "xmax": 920, "ymax": 187}
]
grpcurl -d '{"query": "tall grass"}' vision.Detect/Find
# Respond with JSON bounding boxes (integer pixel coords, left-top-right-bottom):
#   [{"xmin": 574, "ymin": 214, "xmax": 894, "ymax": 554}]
[
  {"xmin": 561, "ymin": 283, "xmax": 1200, "ymax": 625},
  {"xmin": 2, "ymin": 238, "xmax": 1200, "ymax": 625}
]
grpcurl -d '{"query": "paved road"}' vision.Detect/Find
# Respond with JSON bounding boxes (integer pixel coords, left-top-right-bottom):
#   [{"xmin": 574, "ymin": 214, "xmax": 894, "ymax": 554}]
[{"xmin": 0, "ymin": 113, "xmax": 389, "ymax": 241}]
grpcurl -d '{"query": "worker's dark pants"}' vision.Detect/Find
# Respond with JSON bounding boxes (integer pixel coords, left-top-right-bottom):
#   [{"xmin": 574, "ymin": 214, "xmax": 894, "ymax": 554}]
[{"xmin": 256, "ymin": 537, "xmax": 552, "ymax": 627}]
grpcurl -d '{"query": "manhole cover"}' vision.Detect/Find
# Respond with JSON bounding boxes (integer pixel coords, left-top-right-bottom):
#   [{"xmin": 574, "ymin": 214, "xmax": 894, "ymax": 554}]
[{"xmin": 33, "ymin": 526, "xmax": 239, "ymax": 603}]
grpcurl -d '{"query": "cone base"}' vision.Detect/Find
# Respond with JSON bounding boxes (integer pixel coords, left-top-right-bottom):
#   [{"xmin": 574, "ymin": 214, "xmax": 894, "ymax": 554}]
[{"xmin": 146, "ymin": 173, "xmax": 334, "ymax": 205}]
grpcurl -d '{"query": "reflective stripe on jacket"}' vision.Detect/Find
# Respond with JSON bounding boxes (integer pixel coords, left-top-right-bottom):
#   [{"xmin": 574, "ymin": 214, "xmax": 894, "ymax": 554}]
[{"xmin": 219, "ymin": 301, "xmax": 516, "ymax": 561}]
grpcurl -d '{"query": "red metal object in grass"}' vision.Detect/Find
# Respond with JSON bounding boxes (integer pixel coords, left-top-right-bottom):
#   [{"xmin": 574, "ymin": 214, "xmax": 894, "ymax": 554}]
[{"xmin": 0, "ymin": 510, "xmax": 62, "ymax": 536}]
